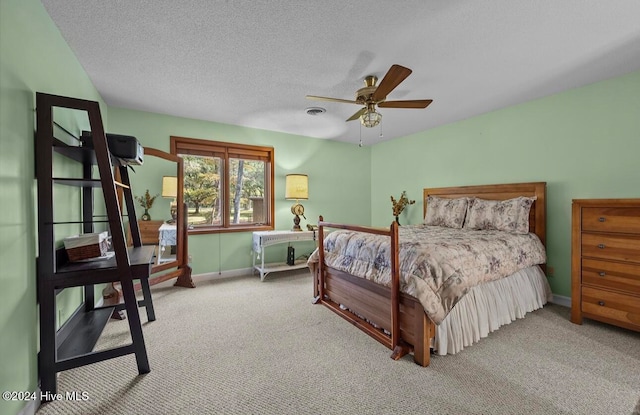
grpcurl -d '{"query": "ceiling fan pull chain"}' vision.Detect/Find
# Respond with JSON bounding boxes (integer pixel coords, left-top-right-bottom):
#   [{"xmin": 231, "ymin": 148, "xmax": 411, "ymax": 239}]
[
  {"xmin": 359, "ymin": 123, "xmax": 363, "ymax": 147},
  {"xmin": 379, "ymin": 123, "xmax": 383, "ymax": 138}
]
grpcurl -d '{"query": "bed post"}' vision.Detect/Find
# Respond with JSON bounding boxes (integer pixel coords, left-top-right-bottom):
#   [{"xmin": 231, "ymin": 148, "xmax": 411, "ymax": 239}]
[
  {"xmin": 412, "ymin": 312, "xmax": 434, "ymax": 367},
  {"xmin": 389, "ymin": 221, "xmax": 409, "ymax": 361},
  {"xmin": 313, "ymin": 215, "xmax": 326, "ymax": 305}
]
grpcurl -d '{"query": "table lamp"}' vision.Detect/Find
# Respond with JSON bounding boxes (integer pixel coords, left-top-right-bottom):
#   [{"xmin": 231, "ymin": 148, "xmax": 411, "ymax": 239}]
[
  {"xmin": 285, "ymin": 174, "xmax": 308, "ymax": 231},
  {"xmin": 161, "ymin": 176, "xmax": 178, "ymax": 224}
]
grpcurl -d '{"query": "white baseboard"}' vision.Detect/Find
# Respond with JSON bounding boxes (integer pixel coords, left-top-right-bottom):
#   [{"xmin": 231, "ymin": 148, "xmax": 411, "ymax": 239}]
[
  {"xmin": 192, "ymin": 267, "xmax": 255, "ymax": 282},
  {"xmin": 17, "ymin": 387, "xmax": 40, "ymax": 415},
  {"xmin": 550, "ymin": 294, "xmax": 571, "ymax": 308}
]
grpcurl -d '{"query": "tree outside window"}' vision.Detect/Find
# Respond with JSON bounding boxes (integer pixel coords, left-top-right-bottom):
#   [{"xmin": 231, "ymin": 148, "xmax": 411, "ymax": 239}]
[{"xmin": 171, "ymin": 136, "xmax": 274, "ymax": 233}]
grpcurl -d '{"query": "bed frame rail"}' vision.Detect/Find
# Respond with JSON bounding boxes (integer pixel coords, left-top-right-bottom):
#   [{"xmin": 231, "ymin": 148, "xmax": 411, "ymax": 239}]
[{"xmin": 315, "ymin": 216, "xmax": 413, "ymax": 362}]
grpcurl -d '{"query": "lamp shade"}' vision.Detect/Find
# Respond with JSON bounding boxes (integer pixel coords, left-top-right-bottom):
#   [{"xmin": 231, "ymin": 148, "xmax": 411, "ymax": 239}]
[
  {"xmin": 285, "ymin": 174, "xmax": 308, "ymax": 200},
  {"xmin": 161, "ymin": 176, "xmax": 178, "ymax": 198}
]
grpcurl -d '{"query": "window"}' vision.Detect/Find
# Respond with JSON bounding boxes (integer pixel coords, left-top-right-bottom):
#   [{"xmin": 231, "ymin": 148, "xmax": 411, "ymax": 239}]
[{"xmin": 170, "ymin": 136, "xmax": 274, "ymax": 233}]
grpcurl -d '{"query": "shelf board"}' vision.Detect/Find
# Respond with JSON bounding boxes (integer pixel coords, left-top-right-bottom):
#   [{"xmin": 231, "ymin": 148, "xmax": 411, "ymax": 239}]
[
  {"xmin": 47, "ymin": 220, "xmax": 111, "ymax": 225},
  {"xmin": 254, "ymin": 260, "xmax": 309, "ymax": 273},
  {"xmin": 53, "ymin": 178, "xmax": 102, "ymax": 187},
  {"xmin": 52, "ymin": 137, "xmax": 127, "ymax": 166},
  {"xmin": 56, "ymin": 307, "xmax": 114, "ymax": 361},
  {"xmin": 53, "ymin": 139, "xmax": 97, "ymax": 164},
  {"xmin": 54, "ymin": 245, "xmax": 156, "ymax": 286},
  {"xmin": 46, "ymin": 214, "xmax": 130, "ymax": 225},
  {"xmin": 52, "ymin": 178, "xmax": 129, "ymax": 189}
]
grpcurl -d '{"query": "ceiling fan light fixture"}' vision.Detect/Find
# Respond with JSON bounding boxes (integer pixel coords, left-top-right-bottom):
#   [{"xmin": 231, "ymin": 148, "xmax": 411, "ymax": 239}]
[{"xmin": 360, "ymin": 110, "xmax": 382, "ymax": 128}]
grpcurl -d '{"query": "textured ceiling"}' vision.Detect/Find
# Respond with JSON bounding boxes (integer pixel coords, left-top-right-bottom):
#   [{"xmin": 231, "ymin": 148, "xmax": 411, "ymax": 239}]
[{"xmin": 41, "ymin": 1, "xmax": 640, "ymax": 145}]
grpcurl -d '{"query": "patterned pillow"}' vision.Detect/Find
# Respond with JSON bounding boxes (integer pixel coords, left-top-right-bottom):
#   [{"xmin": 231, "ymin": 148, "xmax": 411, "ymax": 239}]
[
  {"xmin": 464, "ymin": 196, "xmax": 536, "ymax": 234},
  {"xmin": 424, "ymin": 196, "xmax": 469, "ymax": 228}
]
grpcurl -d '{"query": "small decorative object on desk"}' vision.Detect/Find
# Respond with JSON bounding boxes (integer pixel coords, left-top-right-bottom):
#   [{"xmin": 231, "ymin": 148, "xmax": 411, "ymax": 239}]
[
  {"xmin": 390, "ymin": 191, "xmax": 415, "ymax": 225},
  {"xmin": 135, "ymin": 189, "xmax": 158, "ymax": 221}
]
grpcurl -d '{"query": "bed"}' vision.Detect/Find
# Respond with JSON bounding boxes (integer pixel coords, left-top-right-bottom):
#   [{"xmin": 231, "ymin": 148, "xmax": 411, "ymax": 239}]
[{"xmin": 308, "ymin": 182, "xmax": 551, "ymax": 366}]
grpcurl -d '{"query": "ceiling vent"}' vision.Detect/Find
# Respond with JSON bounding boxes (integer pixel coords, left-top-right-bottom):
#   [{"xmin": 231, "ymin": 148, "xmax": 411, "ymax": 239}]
[{"xmin": 305, "ymin": 107, "xmax": 326, "ymax": 116}]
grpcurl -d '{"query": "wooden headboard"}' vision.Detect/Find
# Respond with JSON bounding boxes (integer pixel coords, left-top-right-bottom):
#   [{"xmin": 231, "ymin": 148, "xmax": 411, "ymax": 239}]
[{"xmin": 423, "ymin": 182, "xmax": 546, "ymax": 247}]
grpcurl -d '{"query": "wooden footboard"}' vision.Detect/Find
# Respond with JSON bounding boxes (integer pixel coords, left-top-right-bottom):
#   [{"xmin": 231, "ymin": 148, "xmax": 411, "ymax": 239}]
[
  {"xmin": 312, "ymin": 182, "xmax": 546, "ymax": 367},
  {"xmin": 314, "ymin": 264, "xmax": 434, "ymax": 366},
  {"xmin": 313, "ymin": 216, "xmax": 435, "ymax": 366}
]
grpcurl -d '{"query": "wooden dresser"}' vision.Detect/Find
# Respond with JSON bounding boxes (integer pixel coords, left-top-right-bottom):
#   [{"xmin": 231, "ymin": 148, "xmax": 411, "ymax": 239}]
[
  {"xmin": 571, "ymin": 199, "xmax": 640, "ymax": 331},
  {"xmin": 127, "ymin": 220, "xmax": 164, "ymax": 245}
]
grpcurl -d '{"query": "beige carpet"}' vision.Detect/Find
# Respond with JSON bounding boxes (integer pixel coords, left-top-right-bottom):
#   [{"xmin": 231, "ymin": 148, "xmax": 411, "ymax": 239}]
[{"xmin": 37, "ymin": 270, "xmax": 640, "ymax": 415}]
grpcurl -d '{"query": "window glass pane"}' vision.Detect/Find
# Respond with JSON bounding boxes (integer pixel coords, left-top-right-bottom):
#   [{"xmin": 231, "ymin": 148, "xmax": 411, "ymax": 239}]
[
  {"xmin": 182, "ymin": 154, "xmax": 222, "ymax": 227},
  {"xmin": 229, "ymin": 158, "xmax": 265, "ymax": 225},
  {"xmin": 172, "ymin": 136, "xmax": 274, "ymax": 232}
]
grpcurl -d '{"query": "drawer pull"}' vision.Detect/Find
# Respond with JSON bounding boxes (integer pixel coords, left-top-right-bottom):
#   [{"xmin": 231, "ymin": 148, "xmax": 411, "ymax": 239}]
[
  {"xmin": 598, "ymin": 301, "xmax": 605, "ymax": 307},
  {"xmin": 597, "ymin": 244, "xmax": 605, "ymax": 249},
  {"xmin": 598, "ymin": 271, "xmax": 606, "ymax": 277},
  {"xmin": 598, "ymin": 217, "xmax": 606, "ymax": 222}
]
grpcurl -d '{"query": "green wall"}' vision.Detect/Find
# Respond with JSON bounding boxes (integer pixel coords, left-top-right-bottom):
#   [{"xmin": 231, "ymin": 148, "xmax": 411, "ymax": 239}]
[
  {"xmin": 371, "ymin": 70, "xmax": 640, "ymax": 297},
  {"xmin": 107, "ymin": 107, "xmax": 372, "ymax": 274},
  {"xmin": 0, "ymin": 0, "xmax": 108, "ymax": 414}
]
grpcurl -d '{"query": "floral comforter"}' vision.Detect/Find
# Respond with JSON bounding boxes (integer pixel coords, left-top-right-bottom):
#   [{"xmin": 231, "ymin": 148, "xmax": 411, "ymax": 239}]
[{"xmin": 309, "ymin": 225, "xmax": 546, "ymax": 324}]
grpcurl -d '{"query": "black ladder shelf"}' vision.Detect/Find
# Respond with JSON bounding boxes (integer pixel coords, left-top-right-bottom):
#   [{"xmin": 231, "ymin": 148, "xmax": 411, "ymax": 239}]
[{"xmin": 36, "ymin": 92, "xmax": 155, "ymax": 396}]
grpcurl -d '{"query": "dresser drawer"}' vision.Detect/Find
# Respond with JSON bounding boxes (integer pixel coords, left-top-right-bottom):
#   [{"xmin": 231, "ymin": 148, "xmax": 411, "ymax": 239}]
[
  {"xmin": 581, "ymin": 286, "xmax": 640, "ymax": 331},
  {"xmin": 581, "ymin": 233, "xmax": 640, "ymax": 263},
  {"xmin": 582, "ymin": 258, "xmax": 640, "ymax": 293},
  {"xmin": 582, "ymin": 207, "xmax": 640, "ymax": 234}
]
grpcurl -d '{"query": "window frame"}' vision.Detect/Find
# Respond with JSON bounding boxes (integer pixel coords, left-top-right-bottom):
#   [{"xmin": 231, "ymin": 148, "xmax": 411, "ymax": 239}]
[{"xmin": 170, "ymin": 136, "xmax": 275, "ymax": 234}]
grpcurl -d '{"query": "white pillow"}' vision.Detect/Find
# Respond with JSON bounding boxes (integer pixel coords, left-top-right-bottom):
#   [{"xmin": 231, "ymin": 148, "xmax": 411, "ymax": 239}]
[
  {"xmin": 464, "ymin": 196, "xmax": 535, "ymax": 234},
  {"xmin": 424, "ymin": 196, "xmax": 469, "ymax": 229}
]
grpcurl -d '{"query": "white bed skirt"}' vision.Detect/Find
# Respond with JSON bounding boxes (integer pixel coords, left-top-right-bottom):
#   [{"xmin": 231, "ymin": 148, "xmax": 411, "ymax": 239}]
[{"xmin": 433, "ymin": 265, "xmax": 552, "ymax": 355}]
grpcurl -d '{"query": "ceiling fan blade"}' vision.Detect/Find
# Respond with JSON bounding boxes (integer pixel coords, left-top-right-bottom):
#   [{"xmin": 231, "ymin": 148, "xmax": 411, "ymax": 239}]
[
  {"xmin": 378, "ymin": 99, "xmax": 433, "ymax": 109},
  {"xmin": 306, "ymin": 95, "xmax": 359, "ymax": 105},
  {"xmin": 371, "ymin": 64, "xmax": 412, "ymax": 102},
  {"xmin": 346, "ymin": 107, "xmax": 367, "ymax": 121}
]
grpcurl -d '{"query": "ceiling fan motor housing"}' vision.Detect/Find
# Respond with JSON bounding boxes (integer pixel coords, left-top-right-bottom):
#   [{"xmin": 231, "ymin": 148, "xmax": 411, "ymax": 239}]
[{"xmin": 356, "ymin": 75, "xmax": 380, "ymax": 103}]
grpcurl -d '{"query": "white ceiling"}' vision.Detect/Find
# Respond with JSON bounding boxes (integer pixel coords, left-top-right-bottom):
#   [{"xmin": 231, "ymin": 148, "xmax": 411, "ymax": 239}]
[{"xmin": 41, "ymin": 1, "xmax": 640, "ymax": 146}]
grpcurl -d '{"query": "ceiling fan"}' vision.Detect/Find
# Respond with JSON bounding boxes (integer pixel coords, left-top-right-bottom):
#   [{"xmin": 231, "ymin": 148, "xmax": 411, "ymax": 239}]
[{"xmin": 306, "ymin": 64, "xmax": 433, "ymax": 128}]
